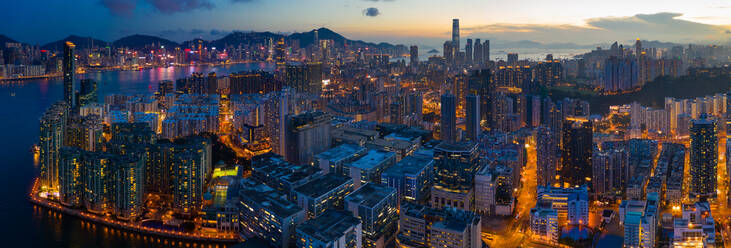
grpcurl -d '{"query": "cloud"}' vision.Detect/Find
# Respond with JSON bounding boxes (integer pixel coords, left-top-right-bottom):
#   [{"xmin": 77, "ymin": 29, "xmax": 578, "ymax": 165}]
[
  {"xmin": 463, "ymin": 12, "xmax": 730, "ymax": 45},
  {"xmin": 363, "ymin": 7, "xmax": 380, "ymax": 17},
  {"xmin": 100, "ymin": 0, "xmax": 137, "ymax": 17},
  {"xmin": 231, "ymin": 0, "xmax": 255, "ymax": 2},
  {"xmin": 362, "ymin": 0, "xmax": 394, "ymax": 2},
  {"xmin": 144, "ymin": 0, "xmax": 214, "ymax": 14}
]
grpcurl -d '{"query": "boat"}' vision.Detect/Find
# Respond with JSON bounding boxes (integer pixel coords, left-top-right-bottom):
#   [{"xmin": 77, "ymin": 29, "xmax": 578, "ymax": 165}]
[{"xmin": 30, "ymin": 144, "xmax": 40, "ymax": 153}]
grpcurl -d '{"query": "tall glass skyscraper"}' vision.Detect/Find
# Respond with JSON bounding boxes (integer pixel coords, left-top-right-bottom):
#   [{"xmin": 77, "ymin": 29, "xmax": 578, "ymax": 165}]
[
  {"xmin": 690, "ymin": 114, "xmax": 717, "ymax": 198},
  {"xmin": 63, "ymin": 41, "xmax": 76, "ymax": 108},
  {"xmin": 440, "ymin": 93, "xmax": 456, "ymax": 143}
]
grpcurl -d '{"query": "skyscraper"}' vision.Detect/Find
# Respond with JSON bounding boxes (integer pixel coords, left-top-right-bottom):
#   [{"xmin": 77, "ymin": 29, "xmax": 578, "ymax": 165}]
[
  {"xmin": 690, "ymin": 114, "xmax": 717, "ymax": 198},
  {"xmin": 63, "ymin": 41, "xmax": 76, "ymax": 108},
  {"xmin": 484, "ymin": 40, "xmax": 490, "ymax": 64},
  {"xmin": 440, "ymin": 93, "xmax": 456, "ymax": 143},
  {"xmin": 465, "ymin": 39, "xmax": 473, "ymax": 64},
  {"xmin": 409, "ymin": 45, "xmax": 419, "ymax": 67},
  {"xmin": 473, "ymin": 39, "xmax": 482, "ymax": 65},
  {"xmin": 285, "ymin": 111, "xmax": 332, "ymax": 165},
  {"xmin": 432, "ymin": 141, "xmax": 479, "ymax": 211},
  {"xmin": 452, "ymin": 19, "xmax": 460, "ymax": 58},
  {"xmin": 507, "ymin": 53, "xmax": 519, "ymax": 66},
  {"xmin": 39, "ymin": 102, "xmax": 69, "ymax": 192},
  {"xmin": 560, "ymin": 119, "xmax": 593, "ymax": 188},
  {"xmin": 465, "ymin": 94, "xmax": 480, "ymax": 141}
]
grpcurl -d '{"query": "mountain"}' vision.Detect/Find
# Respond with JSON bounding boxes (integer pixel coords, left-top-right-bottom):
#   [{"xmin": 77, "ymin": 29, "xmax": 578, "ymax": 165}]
[
  {"xmin": 201, "ymin": 31, "xmax": 285, "ymax": 48},
  {"xmin": 289, "ymin": 28, "xmax": 404, "ymax": 51},
  {"xmin": 113, "ymin": 34, "xmax": 179, "ymax": 50},
  {"xmin": 0, "ymin": 34, "xmax": 18, "ymax": 46},
  {"xmin": 41, "ymin": 35, "xmax": 110, "ymax": 50}
]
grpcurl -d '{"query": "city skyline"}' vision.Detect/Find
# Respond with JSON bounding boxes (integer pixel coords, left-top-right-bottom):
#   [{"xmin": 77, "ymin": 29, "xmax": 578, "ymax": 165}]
[{"xmin": 2, "ymin": 0, "xmax": 731, "ymax": 48}]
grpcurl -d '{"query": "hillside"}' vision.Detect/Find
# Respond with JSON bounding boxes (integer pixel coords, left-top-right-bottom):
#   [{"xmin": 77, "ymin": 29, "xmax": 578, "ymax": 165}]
[
  {"xmin": 545, "ymin": 74, "xmax": 731, "ymax": 115},
  {"xmin": 113, "ymin": 34, "xmax": 179, "ymax": 50},
  {"xmin": 41, "ymin": 35, "xmax": 109, "ymax": 50}
]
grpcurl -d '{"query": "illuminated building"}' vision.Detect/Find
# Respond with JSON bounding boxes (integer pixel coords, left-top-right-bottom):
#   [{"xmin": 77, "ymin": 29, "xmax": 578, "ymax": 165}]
[
  {"xmin": 238, "ymin": 179, "xmax": 305, "ymax": 248},
  {"xmin": 345, "ymin": 183, "xmax": 398, "ymax": 248},
  {"xmin": 530, "ymin": 207, "xmax": 559, "ymax": 244},
  {"xmin": 431, "ymin": 141, "xmax": 479, "ymax": 211},
  {"xmin": 285, "ymin": 62, "xmax": 323, "ymax": 95},
  {"xmin": 495, "ymin": 65, "xmax": 531, "ymax": 88},
  {"xmin": 274, "ymin": 37, "xmax": 286, "ymax": 70},
  {"xmin": 173, "ymin": 151, "xmax": 204, "ymax": 216},
  {"xmin": 440, "ymin": 93, "xmax": 456, "ymax": 143},
  {"xmin": 285, "ymin": 111, "xmax": 332, "ymax": 165},
  {"xmin": 507, "ymin": 53, "xmax": 518, "ymax": 66},
  {"xmin": 39, "ymin": 102, "xmax": 69, "ymax": 193},
  {"xmin": 536, "ymin": 185, "xmax": 589, "ymax": 226},
  {"xmin": 534, "ymin": 59, "xmax": 563, "ymax": 86},
  {"xmin": 603, "ymin": 56, "xmax": 639, "ymax": 92},
  {"xmin": 83, "ymin": 152, "xmax": 115, "ymax": 214},
  {"xmin": 296, "ymin": 210, "xmax": 362, "ymax": 248},
  {"xmin": 398, "ymin": 203, "xmax": 481, "ymax": 248},
  {"xmin": 158, "ymin": 80, "xmax": 174, "ymax": 96},
  {"xmin": 380, "ymin": 153, "xmax": 433, "ymax": 204},
  {"xmin": 58, "ymin": 147, "xmax": 83, "ymax": 207},
  {"xmin": 251, "ymin": 153, "xmax": 322, "ymax": 200},
  {"xmin": 294, "ymin": 174, "xmax": 354, "ymax": 219},
  {"xmin": 475, "ymin": 164, "xmax": 513, "ymax": 216},
  {"xmin": 467, "ymin": 69, "xmax": 492, "ymax": 123},
  {"xmin": 343, "ymin": 149, "xmax": 396, "ymax": 189},
  {"xmin": 689, "ymin": 114, "xmax": 717, "ymax": 199},
  {"xmin": 315, "ymin": 143, "xmax": 368, "ymax": 175},
  {"xmin": 63, "ymin": 41, "xmax": 76, "ymax": 108},
  {"xmin": 78, "ymin": 79, "xmax": 97, "ymax": 106},
  {"xmin": 65, "ymin": 114, "xmax": 103, "ymax": 152},
  {"xmin": 560, "ymin": 119, "xmax": 593, "ymax": 188},
  {"xmin": 113, "ymin": 155, "xmax": 145, "ymax": 220},
  {"xmin": 229, "ymin": 71, "xmax": 278, "ymax": 95},
  {"xmin": 464, "ymin": 39, "xmax": 472, "ymax": 64},
  {"xmin": 264, "ymin": 89, "xmax": 292, "ymax": 155},
  {"xmin": 671, "ymin": 202, "xmax": 716, "ymax": 247},
  {"xmin": 111, "ymin": 122, "xmax": 156, "ymax": 145}
]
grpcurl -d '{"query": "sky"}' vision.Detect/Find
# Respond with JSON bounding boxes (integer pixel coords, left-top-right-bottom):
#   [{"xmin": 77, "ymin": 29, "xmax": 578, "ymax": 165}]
[{"xmin": 1, "ymin": 0, "xmax": 730, "ymax": 48}]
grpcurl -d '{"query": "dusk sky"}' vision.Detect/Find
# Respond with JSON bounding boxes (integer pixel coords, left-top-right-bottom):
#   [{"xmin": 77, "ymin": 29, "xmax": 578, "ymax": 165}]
[{"xmin": 2, "ymin": 0, "xmax": 730, "ymax": 47}]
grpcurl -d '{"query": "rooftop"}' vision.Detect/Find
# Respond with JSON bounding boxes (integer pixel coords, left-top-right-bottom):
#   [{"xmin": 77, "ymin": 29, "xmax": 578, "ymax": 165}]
[
  {"xmin": 315, "ymin": 143, "xmax": 367, "ymax": 163},
  {"xmin": 294, "ymin": 174, "xmax": 352, "ymax": 198},
  {"xmin": 382, "ymin": 154, "xmax": 433, "ymax": 178},
  {"xmin": 239, "ymin": 180, "xmax": 303, "ymax": 218},
  {"xmin": 297, "ymin": 210, "xmax": 361, "ymax": 242},
  {"xmin": 346, "ymin": 183, "xmax": 396, "ymax": 208},
  {"xmin": 347, "ymin": 149, "xmax": 395, "ymax": 171}
]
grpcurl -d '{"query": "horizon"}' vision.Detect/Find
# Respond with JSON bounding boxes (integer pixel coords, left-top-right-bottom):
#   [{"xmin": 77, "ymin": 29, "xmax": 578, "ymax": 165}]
[{"xmin": 1, "ymin": 1, "xmax": 730, "ymax": 49}]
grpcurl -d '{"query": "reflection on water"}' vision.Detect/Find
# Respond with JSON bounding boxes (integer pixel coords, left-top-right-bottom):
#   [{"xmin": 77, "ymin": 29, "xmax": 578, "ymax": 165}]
[{"xmin": 3, "ymin": 63, "xmax": 271, "ymax": 248}]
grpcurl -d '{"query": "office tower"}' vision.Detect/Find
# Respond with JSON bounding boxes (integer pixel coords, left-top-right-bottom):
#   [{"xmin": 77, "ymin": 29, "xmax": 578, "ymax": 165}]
[
  {"xmin": 507, "ymin": 53, "xmax": 518, "ymax": 66},
  {"xmin": 113, "ymin": 155, "xmax": 145, "ymax": 220},
  {"xmin": 452, "ymin": 19, "xmax": 460, "ymax": 58},
  {"xmin": 39, "ymin": 102, "xmax": 69, "ymax": 192},
  {"xmin": 530, "ymin": 207, "xmax": 559, "ymax": 245},
  {"xmin": 285, "ymin": 62, "xmax": 323, "ymax": 95},
  {"xmin": 398, "ymin": 203, "xmax": 481, "ymax": 248},
  {"xmin": 294, "ymin": 174, "xmax": 354, "ymax": 219},
  {"xmin": 239, "ymin": 180, "xmax": 306, "ymax": 248},
  {"xmin": 483, "ymin": 40, "xmax": 490, "ymax": 64},
  {"xmin": 443, "ymin": 41, "xmax": 453, "ymax": 64},
  {"xmin": 536, "ymin": 185, "xmax": 589, "ymax": 225},
  {"xmin": 468, "ymin": 69, "xmax": 492, "ymax": 124},
  {"xmin": 63, "ymin": 41, "xmax": 76, "ymax": 108},
  {"xmin": 432, "ymin": 141, "xmax": 479, "ymax": 211},
  {"xmin": 381, "ymin": 153, "xmax": 433, "ymax": 202},
  {"xmin": 285, "ymin": 111, "xmax": 332, "ymax": 165},
  {"xmin": 345, "ymin": 183, "xmax": 398, "ymax": 248},
  {"xmin": 58, "ymin": 147, "xmax": 83, "ymax": 207},
  {"xmin": 536, "ymin": 127, "xmax": 557, "ymax": 187},
  {"xmin": 409, "ymin": 45, "xmax": 419, "ymax": 67},
  {"xmin": 343, "ymin": 149, "xmax": 397, "ymax": 189},
  {"xmin": 465, "ymin": 94, "xmax": 480, "ymax": 141},
  {"xmin": 440, "ymin": 93, "xmax": 456, "ymax": 143},
  {"xmin": 690, "ymin": 114, "xmax": 717, "ymax": 198},
  {"xmin": 78, "ymin": 79, "xmax": 97, "ymax": 106},
  {"xmin": 295, "ymin": 210, "xmax": 362, "ymax": 248},
  {"xmin": 473, "ymin": 39, "xmax": 482, "ymax": 65},
  {"xmin": 465, "ymin": 39, "xmax": 473, "ymax": 64},
  {"xmin": 172, "ymin": 151, "xmax": 204, "ymax": 216},
  {"xmin": 560, "ymin": 119, "xmax": 593, "ymax": 188},
  {"xmin": 158, "ymin": 80, "xmax": 174, "ymax": 96}
]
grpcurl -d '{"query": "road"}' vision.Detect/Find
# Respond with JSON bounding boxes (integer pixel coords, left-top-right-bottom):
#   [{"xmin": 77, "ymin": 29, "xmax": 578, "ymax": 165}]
[{"xmin": 483, "ymin": 138, "xmax": 537, "ymax": 247}]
